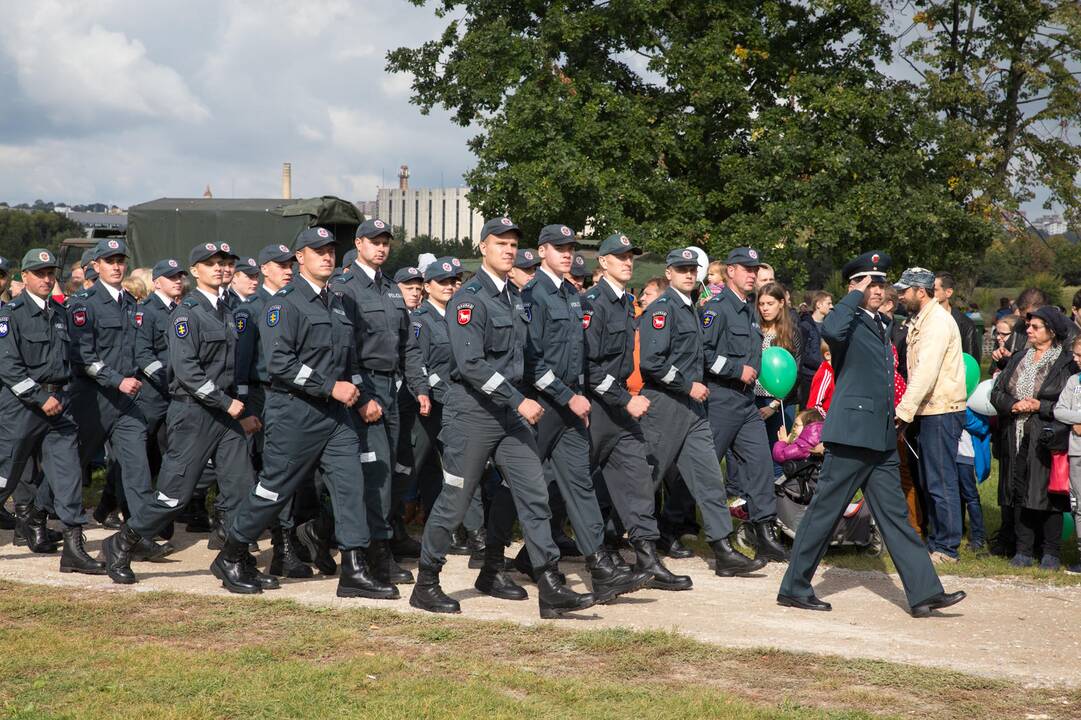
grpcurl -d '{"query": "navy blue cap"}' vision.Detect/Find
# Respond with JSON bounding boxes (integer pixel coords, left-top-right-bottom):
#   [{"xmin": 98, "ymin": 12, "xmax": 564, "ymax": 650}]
[
  {"xmin": 514, "ymin": 248, "xmax": 540, "ymax": 269},
  {"xmin": 294, "ymin": 226, "xmax": 337, "ymax": 251},
  {"xmin": 92, "ymin": 237, "xmax": 129, "ymax": 260},
  {"xmin": 598, "ymin": 233, "xmax": 642, "ymax": 256},
  {"xmin": 481, "ymin": 216, "xmax": 521, "ymax": 240},
  {"xmin": 841, "ymin": 250, "xmax": 891, "ymax": 282},
  {"xmin": 217, "ymin": 242, "xmax": 239, "ymax": 260},
  {"xmin": 258, "ymin": 243, "xmax": 294, "ymax": 266},
  {"xmin": 724, "ymin": 247, "xmax": 763, "ymax": 268},
  {"xmin": 152, "ymin": 258, "xmax": 185, "ymax": 280},
  {"xmin": 342, "ymin": 248, "xmax": 357, "ymax": 268},
  {"xmin": 80, "ymin": 248, "xmax": 95, "ymax": 268},
  {"xmin": 570, "ymin": 252, "xmax": 592, "ymax": 278},
  {"xmin": 0, "ymin": 255, "xmax": 10, "ymax": 274},
  {"xmin": 424, "ymin": 256, "xmax": 463, "ymax": 282},
  {"xmin": 235, "ymin": 256, "xmax": 260, "ymax": 276},
  {"xmin": 393, "ymin": 266, "xmax": 423, "ymax": 284},
  {"xmin": 356, "ymin": 218, "xmax": 392, "ymax": 240},
  {"xmin": 665, "ymin": 247, "xmax": 700, "ymax": 268},
  {"xmin": 538, "ymin": 224, "xmax": 576, "ymax": 246},
  {"xmin": 20, "ymin": 248, "xmax": 60, "ymax": 272},
  {"xmin": 189, "ymin": 242, "xmax": 230, "ymax": 265}
]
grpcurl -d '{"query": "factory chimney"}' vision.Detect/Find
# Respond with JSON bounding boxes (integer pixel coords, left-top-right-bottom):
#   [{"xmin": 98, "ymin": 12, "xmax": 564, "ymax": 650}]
[
  {"xmin": 282, "ymin": 162, "xmax": 292, "ymax": 199},
  {"xmin": 398, "ymin": 164, "xmax": 410, "ymax": 191}
]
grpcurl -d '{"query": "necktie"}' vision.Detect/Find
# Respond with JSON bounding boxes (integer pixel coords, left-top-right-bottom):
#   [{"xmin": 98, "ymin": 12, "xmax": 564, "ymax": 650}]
[
  {"xmin": 374, "ymin": 270, "xmax": 384, "ymax": 289},
  {"xmin": 319, "ymin": 287, "xmax": 329, "ymax": 307}
]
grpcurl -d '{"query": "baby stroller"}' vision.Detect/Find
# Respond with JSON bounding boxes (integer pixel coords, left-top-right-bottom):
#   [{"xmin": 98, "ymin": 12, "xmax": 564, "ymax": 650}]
[{"xmin": 739, "ymin": 457, "xmax": 882, "ymax": 555}]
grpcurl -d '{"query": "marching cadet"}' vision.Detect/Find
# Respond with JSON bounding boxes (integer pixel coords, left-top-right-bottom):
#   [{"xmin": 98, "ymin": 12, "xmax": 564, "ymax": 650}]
[
  {"xmin": 0, "ymin": 254, "xmax": 33, "ymax": 533},
  {"xmin": 779, "ymin": 253, "xmax": 966, "ymax": 617},
  {"xmin": 517, "ymin": 223, "xmax": 648, "ymax": 603},
  {"xmin": 508, "ymin": 248, "xmax": 540, "ymax": 290},
  {"xmin": 99, "ymin": 242, "xmax": 261, "ymax": 585},
  {"xmin": 233, "ymin": 243, "xmax": 312, "ymax": 578},
  {"xmin": 583, "ymin": 233, "xmax": 692, "ymax": 590},
  {"xmin": 409, "ymin": 217, "xmax": 595, "ymax": 619},
  {"xmin": 638, "ymin": 248, "xmax": 766, "ymax": 577},
  {"xmin": 69, "ymin": 239, "xmax": 167, "ymax": 560},
  {"xmin": 0, "ymin": 249, "xmax": 106, "ymax": 573},
  {"xmin": 700, "ymin": 247, "xmax": 789, "ymax": 562},
  {"xmin": 333, "ymin": 219, "xmax": 415, "ymax": 580},
  {"xmin": 217, "ymin": 226, "xmax": 397, "ymax": 599}
]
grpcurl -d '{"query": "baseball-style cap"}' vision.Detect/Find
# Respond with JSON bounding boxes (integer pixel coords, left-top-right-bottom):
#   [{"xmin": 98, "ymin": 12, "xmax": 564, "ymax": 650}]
[
  {"xmin": 514, "ymin": 248, "xmax": 540, "ymax": 269},
  {"xmin": 481, "ymin": 216, "xmax": 521, "ymax": 240},
  {"xmin": 92, "ymin": 238, "xmax": 128, "ymax": 260},
  {"xmin": 80, "ymin": 248, "xmax": 98, "ymax": 280},
  {"xmin": 217, "ymin": 242, "xmax": 239, "ymax": 260},
  {"xmin": 893, "ymin": 266, "xmax": 933, "ymax": 290},
  {"xmin": 570, "ymin": 252, "xmax": 592, "ymax": 278},
  {"xmin": 356, "ymin": 218, "xmax": 392, "ymax": 240},
  {"xmin": 724, "ymin": 247, "xmax": 763, "ymax": 268},
  {"xmin": 842, "ymin": 251, "xmax": 891, "ymax": 282},
  {"xmin": 189, "ymin": 242, "xmax": 230, "ymax": 265},
  {"xmin": 665, "ymin": 247, "xmax": 700, "ymax": 268},
  {"xmin": 20, "ymin": 248, "xmax": 60, "ymax": 272},
  {"xmin": 538, "ymin": 224, "xmax": 576, "ymax": 246},
  {"xmin": 424, "ymin": 256, "xmax": 463, "ymax": 282},
  {"xmin": 152, "ymin": 258, "xmax": 185, "ymax": 279},
  {"xmin": 235, "ymin": 256, "xmax": 260, "ymax": 276},
  {"xmin": 294, "ymin": 226, "xmax": 337, "ymax": 251},
  {"xmin": 0, "ymin": 256, "xmax": 10, "ymax": 274},
  {"xmin": 258, "ymin": 243, "xmax": 294, "ymax": 266},
  {"xmin": 341, "ymin": 248, "xmax": 357, "ymax": 268},
  {"xmin": 393, "ymin": 266, "xmax": 423, "ymax": 284},
  {"xmin": 597, "ymin": 233, "xmax": 642, "ymax": 256}
]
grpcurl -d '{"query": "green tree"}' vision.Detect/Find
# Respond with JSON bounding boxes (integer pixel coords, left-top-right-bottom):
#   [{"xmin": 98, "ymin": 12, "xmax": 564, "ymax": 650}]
[
  {"xmin": 0, "ymin": 210, "xmax": 82, "ymax": 266},
  {"xmin": 388, "ymin": 0, "xmax": 996, "ymax": 286}
]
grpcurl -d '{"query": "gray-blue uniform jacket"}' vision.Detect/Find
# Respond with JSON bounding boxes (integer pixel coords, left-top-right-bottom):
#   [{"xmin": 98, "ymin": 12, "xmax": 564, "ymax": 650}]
[
  {"xmin": 405, "ymin": 299, "xmax": 452, "ymax": 406},
  {"xmin": 168, "ymin": 292, "xmax": 239, "ymax": 412},
  {"xmin": 446, "ymin": 269, "xmax": 528, "ymax": 409},
  {"xmin": 523, "ymin": 269, "xmax": 586, "ymax": 405},
  {"xmin": 582, "ymin": 278, "xmax": 635, "ymax": 409},
  {"xmin": 234, "ymin": 285, "xmax": 275, "ymax": 399},
  {"xmin": 332, "ymin": 264, "xmax": 407, "ymax": 400},
  {"xmin": 0, "ymin": 295, "xmax": 71, "ymax": 405},
  {"xmin": 820, "ymin": 290, "xmax": 896, "ymax": 451},
  {"xmin": 638, "ymin": 287, "xmax": 703, "ymax": 394},
  {"xmin": 68, "ymin": 281, "xmax": 139, "ymax": 387},
  {"xmin": 134, "ymin": 293, "xmax": 174, "ymax": 405},
  {"xmin": 701, "ymin": 286, "xmax": 762, "ymax": 387}
]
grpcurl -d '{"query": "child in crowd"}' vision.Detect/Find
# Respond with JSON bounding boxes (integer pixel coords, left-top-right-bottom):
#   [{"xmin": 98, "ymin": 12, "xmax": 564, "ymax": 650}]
[
  {"xmin": 957, "ymin": 409, "xmax": 991, "ymax": 552},
  {"xmin": 807, "ymin": 340, "xmax": 834, "ymax": 415},
  {"xmin": 772, "ymin": 408, "xmax": 826, "ymax": 464},
  {"xmin": 1052, "ymin": 335, "xmax": 1081, "ymax": 573}
]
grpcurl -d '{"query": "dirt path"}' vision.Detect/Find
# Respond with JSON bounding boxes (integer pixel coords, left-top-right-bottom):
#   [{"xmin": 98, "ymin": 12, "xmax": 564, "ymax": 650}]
[{"xmin": 3, "ymin": 526, "xmax": 1078, "ymax": 687}]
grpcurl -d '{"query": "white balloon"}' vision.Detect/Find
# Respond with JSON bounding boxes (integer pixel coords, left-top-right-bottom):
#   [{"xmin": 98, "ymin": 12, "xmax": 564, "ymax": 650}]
[
  {"xmin": 686, "ymin": 245, "xmax": 709, "ymax": 284},
  {"xmin": 967, "ymin": 378, "xmax": 996, "ymax": 416}
]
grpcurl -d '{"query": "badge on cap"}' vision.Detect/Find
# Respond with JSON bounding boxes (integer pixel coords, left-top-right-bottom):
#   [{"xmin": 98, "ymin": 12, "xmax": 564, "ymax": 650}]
[
  {"xmin": 500, "ymin": 218, "xmax": 512, "ymax": 226},
  {"xmin": 452, "ymin": 258, "xmax": 460, "ymax": 267},
  {"xmin": 168, "ymin": 259, "xmax": 178, "ymax": 268},
  {"xmin": 749, "ymin": 249, "xmax": 758, "ymax": 260},
  {"xmin": 652, "ymin": 312, "xmax": 666, "ymax": 329},
  {"xmin": 871, "ymin": 253, "xmax": 881, "ymax": 264},
  {"xmin": 107, "ymin": 240, "xmax": 119, "ymax": 250},
  {"xmin": 457, "ymin": 303, "xmax": 473, "ymax": 325},
  {"xmin": 73, "ymin": 309, "xmax": 87, "ymax": 327},
  {"xmin": 681, "ymin": 250, "xmax": 692, "ymax": 260},
  {"xmin": 235, "ymin": 314, "xmax": 247, "ymax": 333},
  {"xmin": 0, "ymin": 321, "xmax": 8, "ymax": 337},
  {"xmin": 317, "ymin": 228, "xmax": 330, "ymax": 238},
  {"xmin": 582, "ymin": 311, "xmax": 592, "ymax": 330},
  {"xmin": 247, "ymin": 258, "xmax": 256, "ymax": 266},
  {"xmin": 279, "ymin": 245, "xmax": 290, "ymax": 253},
  {"xmin": 135, "ymin": 311, "xmax": 144, "ymax": 328},
  {"xmin": 174, "ymin": 319, "xmax": 188, "ymax": 338},
  {"xmin": 221, "ymin": 243, "xmax": 231, "ymax": 253},
  {"xmin": 561, "ymin": 226, "xmax": 572, "ymax": 237},
  {"xmin": 575, "ymin": 256, "xmax": 584, "ymax": 265},
  {"xmin": 524, "ymin": 251, "xmax": 533, "ymax": 260},
  {"xmin": 620, "ymin": 235, "xmax": 629, "ymax": 245},
  {"xmin": 205, "ymin": 243, "xmax": 216, "ymax": 252},
  {"xmin": 266, "ymin": 305, "xmax": 281, "ymax": 327},
  {"xmin": 374, "ymin": 220, "xmax": 386, "ymax": 229},
  {"xmin": 38, "ymin": 251, "xmax": 50, "ymax": 262},
  {"xmin": 408, "ymin": 267, "xmax": 418, "ymax": 275},
  {"xmin": 441, "ymin": 262, "xmax": 452, "ymax": 272}
]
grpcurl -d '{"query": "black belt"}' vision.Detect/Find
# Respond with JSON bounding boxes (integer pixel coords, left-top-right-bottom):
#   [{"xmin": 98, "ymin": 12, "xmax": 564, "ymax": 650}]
[
  {"xmin": 364, "ymin": 369, "xmax": 396, "ymax": 377},
  {"xmin": 42, "ymin": 383, "xmax": 66, "ymax": 393},
  {"xmin": 269, "ymin": 384, "xmax": 333, "ymax": 405},
  {"xmin": 708, "ymin": 377, "xmax": 753, "ymax": 392}
]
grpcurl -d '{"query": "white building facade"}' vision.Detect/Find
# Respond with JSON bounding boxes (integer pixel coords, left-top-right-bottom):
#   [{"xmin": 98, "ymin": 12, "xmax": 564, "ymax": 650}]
[{"xmin": 376, "ymin": 186, "xmax": 485, "ymax": 245}]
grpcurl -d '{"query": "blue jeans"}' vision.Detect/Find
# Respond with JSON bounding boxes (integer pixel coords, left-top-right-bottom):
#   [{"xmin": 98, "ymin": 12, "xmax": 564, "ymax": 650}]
[
  {"xmin": 917, "ymin": 412, "xmax": 965, "ymax": 557},
  {"xmin": 956, "ymin": 460, "xmax": 985, "ymax": 547}
]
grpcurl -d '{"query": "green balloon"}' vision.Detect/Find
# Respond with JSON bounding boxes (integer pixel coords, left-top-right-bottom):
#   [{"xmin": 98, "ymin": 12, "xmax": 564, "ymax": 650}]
[
  {"xmin": 963, "ymin": 353, "xmax": 980, "ymax": 397},
  {"xmin": 1062, "ymin": 513, "xmax": 1075, "ymax": 542},
  {"xmin": 760, "ymin": 346, "xmax": 797, "ymax": 399}
]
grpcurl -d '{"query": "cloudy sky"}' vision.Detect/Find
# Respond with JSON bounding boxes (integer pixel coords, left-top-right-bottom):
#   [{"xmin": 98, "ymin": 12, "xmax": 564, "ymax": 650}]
[{"xmin": 0, "ymin": 0, "xmax": 475, "ymax": 207}]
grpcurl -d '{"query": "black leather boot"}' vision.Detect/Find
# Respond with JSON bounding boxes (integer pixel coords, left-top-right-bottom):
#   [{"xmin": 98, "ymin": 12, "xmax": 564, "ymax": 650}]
[
  {"xmin": 100, "ymin": 524, "xmax": 142, "ymax": 584},
  {"xmin": 586, "ymin": 551, "xmax": 649, "ymax": 604},
  {"xmin": 367, "ymin": 540, "xmax": 414, "ymax": 584},
  {"xmin": 0, "ymin": 504, "xmax": 15, "ymax": 530},
  {"xmin": 390, "ymin": 516, "xmax": 422, "ymax": 560},
  {"xmin": 60, "ymin": 526, "xmax": 107, "ymax": 575},
  {"xmin": 475, "ymin": 544, "xmax": 527, "ymax": 600},
  {"xmin": 210, "ymin": 536, "xmax": 263, "ymax": 594},
  {"xmin": 553, "ymin": 531, "xmax": 582, "ymax": 558},
  {"xmin": 537, "ymin": 562, "xmax": 594, "ymax": 619},
  {"xmin": 409, "ymin": 561, "xmax": 459, "ymax": 613},
  {"xmin": 131, "ymin": 535, "xmax": 176, "ymax": 562},
  {"xmin": 207, "ymin": 521, "xmax": 226, "ymax": 550},
  {"xmin": 632, "ymin": 539, "xmax": 693, "ymax": 591},
  {"xmin": 753, "ymin": 520, "xmax": 789, "ymax": 562},
  {"xmin": 337, "ymin": 548, "xmax": 399, "ymax": 599},
  {"xmin": 657, "ymin": 533, "xmax": 694, "ymax": 559},
  {"xmin": 447, "ymin": 526, "xmax": 471, "ymax": 555},
  {"xmin": 15, "ymin": 504, "xmax": 58, "ymax": 553},
  {"xmin": 711, "ymin": 537, "xmax": 768, "ymax": 577},
  {"xmin": 295, "ymin": 518, "xmax": 337, "ymax": 575},
  {"xmin": 269, "ymin": 526, "xmax": 313, "ymax": 578},
  {"xmin": 241, "ymin": 552, "xmax": 281, "ymax": 590},
  {"xmin": 183, "ymin": 492, "xmax": 212, "ymax": 533},
  {"xmin": 512, "ymin": 544, "xmax": 541, "ymax": 582}
]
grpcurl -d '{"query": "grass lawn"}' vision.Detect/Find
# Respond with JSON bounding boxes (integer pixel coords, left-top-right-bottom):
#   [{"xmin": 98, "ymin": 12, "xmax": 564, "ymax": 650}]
[{"xmin": 1, "ymin": 581, "xmax": 1078, "ymax": 720}]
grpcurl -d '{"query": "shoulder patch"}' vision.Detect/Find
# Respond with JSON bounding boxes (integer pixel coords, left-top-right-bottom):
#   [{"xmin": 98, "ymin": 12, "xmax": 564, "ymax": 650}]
[
  {"xmin": 582, "ymin": 311, "xmax": 592, "ymax": 330},
  {"xmin": 523, "ymin": 304, "xmax": 532, "ymax": 322},
  {"xmin": 135, "ymin": 311, "xmax": 144, "ymax": 328},
  {"xmin": 651, "ymin": 312, "xmax": 667, "ymax": 330},
  {"xmin": 72, "ymin": 308, "xmax": 88, "ymax": 327},
  {"xmin": 266, "ymin": 304, "xmax": 282, "ymax": 327},
  {"xmin": 412, "ymin": 321, "xmax": 422, "ymax": 338},
  {"xmin": 701, "ymin": 310, "xmax": 716, "ymax": 328},
  {"xmin": 0, "ymin": 319, "xmax": 8, "ymax": 337},
  {"xmin": 174, "ymin": 317, "xmax": 189, "ymax": 338},
  {"xmin": 235, "ymin": 311, "xmax": 249, "ymax": 334},
  {"xmin": 456, "ymin": 302, "xmax": 475, "ymax": 326}
]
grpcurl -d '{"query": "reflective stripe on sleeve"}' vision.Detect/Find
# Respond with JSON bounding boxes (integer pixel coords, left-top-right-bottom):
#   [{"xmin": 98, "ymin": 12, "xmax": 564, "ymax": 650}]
[
  {"xmin": 595, "ymin": 374, "xmax": 615, "ymax": 394},
  {"xmin": 661, "ymin": 365, "xmax": 679, "ymax": 384},
  {"xmin": 482, "ymin": 371, "xmax": 505, "ymax": 394},
  {"xmin": 143, "ymin": 361, "xmax": 163, "ymax": 376},
  {"xmin": 194, "ymin": 381, "xmax": 216, "ymax": 400},
  {"xmin": 11, "ymin": 378, "xmax": 36, "ymax": 396},
  {"xmin": 293, "ymin": 364, "xmax": 314, "ymax": 386},
  {"xmin": 534, "ymin": 369, "xmax": 555, "ymax": 391},
  {"xmin": 710, "ymin": 356, "xmax": 727, "ymax": 375},
  {"xmin": 428, "ymin": 372, "xmax": 441, "ymax": 386},
  {"xmin": 87, "ymin": 361, "xmax": 105, "ymax": 377}
]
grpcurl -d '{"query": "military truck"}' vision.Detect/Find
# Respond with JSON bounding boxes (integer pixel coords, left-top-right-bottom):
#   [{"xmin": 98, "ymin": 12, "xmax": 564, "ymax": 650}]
[{"xmin": 58, "ymin": 196, "xmax": 363, "ymax": 280}]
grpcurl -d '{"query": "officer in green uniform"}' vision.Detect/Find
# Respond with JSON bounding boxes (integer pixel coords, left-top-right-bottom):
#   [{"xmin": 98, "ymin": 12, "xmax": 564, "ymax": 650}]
[{"xmin": 778, "ymin": 251, "xmax": 967, "ymax": 617}]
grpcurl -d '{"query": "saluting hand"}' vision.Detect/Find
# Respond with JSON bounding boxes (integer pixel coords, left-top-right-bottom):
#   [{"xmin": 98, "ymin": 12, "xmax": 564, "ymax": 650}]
[
  {"xmin": 517, "ymin": 398, "xmax": 544, "ymax": 425},
  {"xmin": 332, "ymin": 381, "xmax": 360, "ymax": 407},
  {"xmin": 625, "ymin": 394, "xmax": 650, "ymax": 419},
  {"xmin": 41, "ymin": 396, "xmax": 62, "ymax": 417}
]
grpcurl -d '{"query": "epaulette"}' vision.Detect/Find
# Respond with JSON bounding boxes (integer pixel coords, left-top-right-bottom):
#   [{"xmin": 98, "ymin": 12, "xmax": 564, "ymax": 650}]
[
  {"xmin": 74, "ymin": 288, "xmax": 93, "ymax": 299},
  {"xmin": 462, "ymin": 279, "xmax": 481, "ymax": 294},
  {"xmin": 7, "ymin": 298, "xmax": 24, "ymax": 310},
  {"xmin": 585, "ymin": 288, "xmax": 600, "ymax": 301},
  {"xmin": 181, "ymin": 296, "xmax": 200, "ymax": 309},
  {"xmin": 276, "ymin": 286, "xmax": 295, "ymax": 296},
  {"xmin": 412, "ymin": 305, "xmax": 428, "ymax": 317},
  {"xmin": 655, "ymin": 296, "xmax": 669, "ymax": 303}
]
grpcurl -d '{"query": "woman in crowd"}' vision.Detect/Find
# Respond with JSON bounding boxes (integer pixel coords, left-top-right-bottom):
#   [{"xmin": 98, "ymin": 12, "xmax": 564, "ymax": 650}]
[
  {"xmin": 755, "ymin": 281, "xmax": 802, "ymax": 477},
  {"xmin": 990, "ymin": 306, "xmax": 1076, "ymax": 570}
]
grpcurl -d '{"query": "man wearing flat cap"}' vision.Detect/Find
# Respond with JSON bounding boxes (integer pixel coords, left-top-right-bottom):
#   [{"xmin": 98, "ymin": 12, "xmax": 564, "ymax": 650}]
[
  {"xmin": 895, "ymin": 267, "xmax": 968, "ymax": 563},
  {"xmin": 779, "ymin": 251, "xmax": 965, "ymax": 617}
]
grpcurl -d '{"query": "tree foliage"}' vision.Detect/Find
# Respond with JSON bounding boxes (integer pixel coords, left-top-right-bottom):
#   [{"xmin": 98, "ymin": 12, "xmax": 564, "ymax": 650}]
[{"xmin": 0, "ymin": 210, "xmax": 83, "ymax": 269}]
